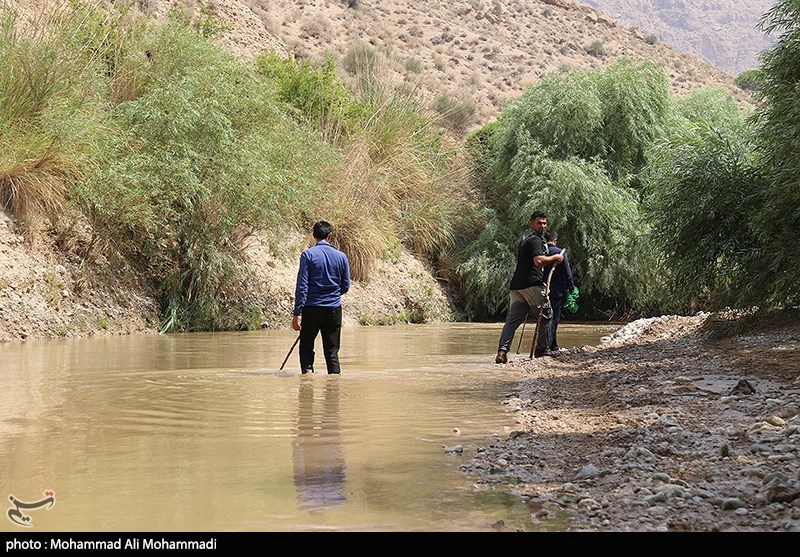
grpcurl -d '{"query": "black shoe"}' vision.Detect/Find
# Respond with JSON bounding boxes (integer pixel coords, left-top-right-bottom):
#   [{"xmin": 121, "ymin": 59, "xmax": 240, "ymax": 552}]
[
  {"xmin": 534, "ymin": 350, "xmax": 560, "ymax": 358},
  {"xmin": 495, "ymin": 351, "xmax": 507, "ymax": 364},
  {"xmin": 301, "ymin": 367, "xmax": 314, "ymax": 374}
]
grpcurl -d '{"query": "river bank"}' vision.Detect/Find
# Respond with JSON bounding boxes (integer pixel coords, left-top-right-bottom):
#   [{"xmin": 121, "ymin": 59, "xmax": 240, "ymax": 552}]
[
  {"xmin": 462, "ymin": 311, "xmax": 800, "ymax": 532},
  {"xmin": 0, "ymin": 213, "xmax": 455, "ymax": 343}
]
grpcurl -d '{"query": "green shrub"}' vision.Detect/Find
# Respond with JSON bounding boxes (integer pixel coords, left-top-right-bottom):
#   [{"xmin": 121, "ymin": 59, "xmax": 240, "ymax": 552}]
[
  {"xmin": 734, "ymin": 69, "xmax": 761, "ymax": 92},
  {"xmin": 76, "ymin": 18, "xmax": 334, "ymax": 332},
  {"xmin": 641, "ymin": 88, "xmax": 759, "ymax": 311},
  {"xmin": 0, "ymin": 3, "xmax": 109, "ymax": 228},
  {"xmin": 255, "ymin": 51, "xmax": 363, "ymax": 142},
  {"xmin": 585, "ymin": 40, "xmax": 605, "ymax": 57}
]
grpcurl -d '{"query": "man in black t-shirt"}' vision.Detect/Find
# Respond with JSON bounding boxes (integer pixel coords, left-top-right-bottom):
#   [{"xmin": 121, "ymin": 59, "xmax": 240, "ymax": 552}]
[{"xmin": 495, "ymin": 210, "xmax": 564, "ymax": 364}]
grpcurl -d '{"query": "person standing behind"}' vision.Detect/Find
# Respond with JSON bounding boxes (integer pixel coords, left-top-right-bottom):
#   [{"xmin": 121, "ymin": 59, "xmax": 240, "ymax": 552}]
[
  {"xmin": 544, "ymin": 230, "xmax": 575, "ymax": 353},
  {"xmin": 293, "ymin": 221, "xmax": 351, "ymax": 374},
  {"xmin": 495, "ymin": 211, "xmax": 564, "ymax": 364}
]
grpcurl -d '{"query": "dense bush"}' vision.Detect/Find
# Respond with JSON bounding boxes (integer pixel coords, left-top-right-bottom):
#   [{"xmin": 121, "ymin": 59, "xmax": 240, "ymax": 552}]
[
  {"xmin": 641, "ymin": 88, "xmax": 761, "ymax": 312},
  {"xmin": 458, "ymin": 60, "xmax": 670, "ymax": 319},
  {"xmin": 77, "ymin": 17, "xmax": 334, "ymax": 332},
  {"xmin": 255, "ymin": 52, "xmax": 363, "ymax": 143},
  {"xmin": 749, "ymin": 0, "xmax": 800, "ymax": 307}
]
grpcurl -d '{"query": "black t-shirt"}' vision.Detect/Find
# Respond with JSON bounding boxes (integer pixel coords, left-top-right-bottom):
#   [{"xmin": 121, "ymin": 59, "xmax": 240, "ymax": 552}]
[{"xmin": 509, "ymin": 230, "xmax": 547, "ymax": 290}]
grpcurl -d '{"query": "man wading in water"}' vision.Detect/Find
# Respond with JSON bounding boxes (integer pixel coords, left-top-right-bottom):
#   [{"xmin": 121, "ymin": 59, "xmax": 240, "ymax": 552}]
[
  {"xmin": 495, "ymin": 210, "xmax": 563, "ymax": 364},
  {"xmin": 292, "ymin": 221, "xmax": 351, "ymax": 374}
]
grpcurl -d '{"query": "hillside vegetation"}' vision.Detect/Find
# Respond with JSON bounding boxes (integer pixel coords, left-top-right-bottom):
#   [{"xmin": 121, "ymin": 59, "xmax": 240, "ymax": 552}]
[{"xmin": 1, "ymin": 0, "xmax": 797, "ymax": 343}]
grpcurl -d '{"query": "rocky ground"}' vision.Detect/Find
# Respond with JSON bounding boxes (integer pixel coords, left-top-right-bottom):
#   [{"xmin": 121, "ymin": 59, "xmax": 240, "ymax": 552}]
[{"xmin": 461, "ymin": 311, "xmax": 800, "ymax": 532}]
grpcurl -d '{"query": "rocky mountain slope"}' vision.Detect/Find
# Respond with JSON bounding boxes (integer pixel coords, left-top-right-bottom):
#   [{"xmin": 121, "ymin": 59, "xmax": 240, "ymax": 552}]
[
  {"xmin": 149, "ymin": 0, "xmax": 753, "ymax": 131},
  {"xmin": 581, "ymin": 0, "xmax": 777, "ymax": 76}
]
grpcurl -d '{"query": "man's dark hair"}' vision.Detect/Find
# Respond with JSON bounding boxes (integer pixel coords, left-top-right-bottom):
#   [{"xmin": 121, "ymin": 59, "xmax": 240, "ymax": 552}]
[
  {"xmin": 313, "ymin": 221, "xmax": 334, "ymax": 240},
  {"xmin": 530, "ymin": 210, "xmax": 547, "ymax": 221},
  {"xmin": 545, "ymin": 230, "xmax": 558, "ymax": 242}
]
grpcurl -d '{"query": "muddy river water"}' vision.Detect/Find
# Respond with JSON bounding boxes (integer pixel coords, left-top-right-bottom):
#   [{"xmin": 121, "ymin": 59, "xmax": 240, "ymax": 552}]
[{"xmin": 0, "ymin": 321, "xmax": 621, "ymax": 532}]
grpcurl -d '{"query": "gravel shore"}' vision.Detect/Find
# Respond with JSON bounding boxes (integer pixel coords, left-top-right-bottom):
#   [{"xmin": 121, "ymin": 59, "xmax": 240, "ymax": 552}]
[{"xmin": 462, "ymin": 311, "xmax": 800, "ymax": 532}]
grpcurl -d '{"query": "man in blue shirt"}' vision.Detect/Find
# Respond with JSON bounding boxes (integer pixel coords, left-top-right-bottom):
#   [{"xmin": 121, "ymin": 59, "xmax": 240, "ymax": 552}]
[
  {"xmin": 292, "ymin": 221, "xmax": 351, "ymax": 374},
  {"xmin": 544, "ymin": 230, "xmax": 575, "ymax": 352}
]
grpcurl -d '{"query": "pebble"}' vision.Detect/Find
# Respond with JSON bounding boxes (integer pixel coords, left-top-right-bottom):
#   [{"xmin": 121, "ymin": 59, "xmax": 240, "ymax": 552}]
[{"xmin": 721, "ymin": 498, "xmax": 746, "ymax": 510}]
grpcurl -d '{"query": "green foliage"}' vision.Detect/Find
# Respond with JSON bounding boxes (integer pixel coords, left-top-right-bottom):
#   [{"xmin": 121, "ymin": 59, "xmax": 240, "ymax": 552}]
[
  {"xmin": 734, "ymin": 69, "xmax": 761, "ymax": 92},
  {"xmin": 642, "ymin": 88, "xmax": 761, "ymax": 312},
  {"xmin": 326, "ymin": 68, "xmax": 477, "ymax": 276},
  {"xmin": 1, "ymin": 0, "xmax": 480, "ymax": 333},
  {"xmin": 0, "ymin": 3, "xmax": 109, "ymax": 227},
  {"xmin": 458, "ymin": 59, "xmax": 673, "ymax": 318},
  {"xmin": 193, "ymin": 6, "xmax": 229, "ymax": 39},
  {"xmin": 455, "ymin": 212, "xmax": 517, "ymax": 320},
  {"xmin": 506, "ymin": 142, "xmax": 647, "ymax": 311},
  {"xmin": 749, "ymin": 0, "xmax": 800, "ymax": 307},
  {"xmin": 596, "ymin": 59, "xmax": 670, "ymax": 183},
  {"xmin": 255, "ymin": 51, "xmax": 363, "ymax": 142},
  {"xmin": 644, "ymin": 33, "xmax": 659, "ymax": 45},
  {"xmin": 74, "ymin": 18, "xmax": 334, "ymax": 332},
  {"xmin": 490, "ymin": 59, "xmax": 669, "ymax": 185}
]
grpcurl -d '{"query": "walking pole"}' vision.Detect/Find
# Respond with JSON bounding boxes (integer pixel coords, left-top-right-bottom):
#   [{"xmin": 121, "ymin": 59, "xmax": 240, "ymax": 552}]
[
  {"xmin": 516, "ymin": 311, "xmax": 529, "ymax": 354},
  {"xmin": 529, "ymin": 252, "xmax": 563, "ymax": 359},
  {"xmin": 279, "ymin": 334, "xmax": 301, "ymax": 371}
]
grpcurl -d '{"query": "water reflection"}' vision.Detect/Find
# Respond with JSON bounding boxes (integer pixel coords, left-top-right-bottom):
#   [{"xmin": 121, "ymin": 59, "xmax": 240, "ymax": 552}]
[{"xmin": 293, "ymin": 376, "xmax": 346, "ymax": 512}]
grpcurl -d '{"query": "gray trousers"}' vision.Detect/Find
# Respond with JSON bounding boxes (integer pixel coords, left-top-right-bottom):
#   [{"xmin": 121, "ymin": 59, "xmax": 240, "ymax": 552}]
[{"xmin": 497, "ymin": 286, "xmax": 553, "ymax": 354}]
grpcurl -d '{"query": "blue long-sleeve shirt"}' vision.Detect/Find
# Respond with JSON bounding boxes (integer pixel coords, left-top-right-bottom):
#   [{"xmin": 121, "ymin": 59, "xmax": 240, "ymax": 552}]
[{"xmin": 293, "ymin": 241, "xmax": 351, "ymax": 316}]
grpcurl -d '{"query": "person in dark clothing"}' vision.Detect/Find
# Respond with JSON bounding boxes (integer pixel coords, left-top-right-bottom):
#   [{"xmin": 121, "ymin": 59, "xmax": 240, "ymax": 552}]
[
  {"xmin": 495, "ymin": 211, "xmax": 564, "ymax": 364},
  {"xmin": 292, "ymin": 221, "xmax": 351, "ymax": 374},
  {"xmin": 544, "ymin": 230, "xmax": 575, "ymax": 352}
]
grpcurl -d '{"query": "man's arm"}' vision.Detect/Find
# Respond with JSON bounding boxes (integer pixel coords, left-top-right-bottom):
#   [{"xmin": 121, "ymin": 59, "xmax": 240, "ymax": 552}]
[
  {"xmin": 340, "ymin": 256, "xmax": 351, "ymax": 295},
  {"xmin": 293, "ymin": 252, "xmax": 310, "ymax": 317},
  {"xmin": 534, "ymin": 252, "xmax": 563, "ymax": 267}
]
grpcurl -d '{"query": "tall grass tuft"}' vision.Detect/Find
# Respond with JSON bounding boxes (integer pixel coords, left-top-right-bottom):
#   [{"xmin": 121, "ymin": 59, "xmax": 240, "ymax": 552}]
[
  {"xmin": 258, "ymin": 49, "xmax": 479, "ymax": 282},
  {"xmin": 0, "ymin": 3, "xmax": 107, "ymax": 228}
]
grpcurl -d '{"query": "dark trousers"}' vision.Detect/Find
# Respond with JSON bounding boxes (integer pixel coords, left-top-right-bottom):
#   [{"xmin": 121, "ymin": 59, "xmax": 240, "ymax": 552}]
[
  {"xmin": 299, "ymin": 305, "xmax": 343, "ymax": 374},
  {"xmin": 549, "ymin": 295, "xmax": 565, "ymax": 351}
]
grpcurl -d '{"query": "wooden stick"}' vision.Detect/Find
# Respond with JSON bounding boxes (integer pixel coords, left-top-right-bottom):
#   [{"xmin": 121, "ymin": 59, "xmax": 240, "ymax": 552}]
[
  {"xmin": 279, "ymin": 334, "xmax": 301, "ymax": 371},
  {"xmin": 516, "ymin": 311, "xmax": 529, "ymax": 354}
]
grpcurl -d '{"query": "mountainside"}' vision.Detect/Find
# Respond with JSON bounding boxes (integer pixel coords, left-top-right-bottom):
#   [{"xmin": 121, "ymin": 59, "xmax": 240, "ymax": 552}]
[
  {"xmin": 581, "ymin": 0, "xmax": 777, "ymax": 76},
  {"xmin": 147, "ymin": 0, "xmax": 753, "ymax": 130}
]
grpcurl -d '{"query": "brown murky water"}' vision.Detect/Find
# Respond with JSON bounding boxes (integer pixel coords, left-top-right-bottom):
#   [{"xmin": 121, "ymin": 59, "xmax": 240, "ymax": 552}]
[{"xmin": 0, "ymin": 322, "xmax": 621, "ymax": 532}]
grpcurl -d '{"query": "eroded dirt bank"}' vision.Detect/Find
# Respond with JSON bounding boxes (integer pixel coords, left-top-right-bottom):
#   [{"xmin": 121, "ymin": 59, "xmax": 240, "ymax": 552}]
[{"xmin": 0, "ymin": 214, "xmax": 455, "ymax": 343}]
